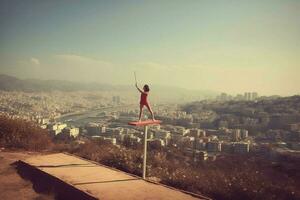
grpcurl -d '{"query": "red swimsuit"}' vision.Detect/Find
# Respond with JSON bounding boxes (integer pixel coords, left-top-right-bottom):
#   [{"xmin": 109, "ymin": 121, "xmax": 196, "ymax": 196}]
[{"xmin": 140, "ymin": 92, "xmax": 148, "ymax": 106}]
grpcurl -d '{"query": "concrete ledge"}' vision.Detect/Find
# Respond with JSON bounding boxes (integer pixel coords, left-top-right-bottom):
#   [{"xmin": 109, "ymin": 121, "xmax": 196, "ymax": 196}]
[
  {"xmin": 16, "ymin": 160, "xmax": 98, "ymax": 200},
  {"xmin": 18, "ymin": 153, "xmax": 210, "ymax": 200}
]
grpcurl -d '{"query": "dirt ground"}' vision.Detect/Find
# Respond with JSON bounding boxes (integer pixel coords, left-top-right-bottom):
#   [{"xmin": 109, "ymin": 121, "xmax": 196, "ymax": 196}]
[{"xmin": 0, "ymin": 150, "xmax": 54, "ymax": 200}]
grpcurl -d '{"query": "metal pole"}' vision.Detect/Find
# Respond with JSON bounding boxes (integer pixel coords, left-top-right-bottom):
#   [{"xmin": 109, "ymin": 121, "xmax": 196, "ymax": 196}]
[
  {"xmin": 142, "ymin": 125, "xmax": 148, "ymax": 179},
  {"xmin": 134, "ymin": 71, "xmax": 137, "ymax": 84}
]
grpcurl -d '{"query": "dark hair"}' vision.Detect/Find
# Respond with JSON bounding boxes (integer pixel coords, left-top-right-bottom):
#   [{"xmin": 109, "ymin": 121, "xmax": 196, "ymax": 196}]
[{"xmin": 143, "ymin": 84, "xmax": 150, "ymax": 92}]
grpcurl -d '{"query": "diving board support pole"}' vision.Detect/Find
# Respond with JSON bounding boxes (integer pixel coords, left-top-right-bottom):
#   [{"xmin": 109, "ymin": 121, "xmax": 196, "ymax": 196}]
[
  {"xmin": 143, "ymin": 125, "xmax": 148, "ymax": 179},
  {"xmin": 127, "ymin": 120, "xmax": 162, "ymax": 180}
]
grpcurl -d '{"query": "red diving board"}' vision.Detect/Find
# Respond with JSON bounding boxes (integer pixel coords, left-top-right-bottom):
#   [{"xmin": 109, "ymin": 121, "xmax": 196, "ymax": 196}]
[{"xmin": 128, "ymin": 120, "xmax": 162, "ymax": 126}]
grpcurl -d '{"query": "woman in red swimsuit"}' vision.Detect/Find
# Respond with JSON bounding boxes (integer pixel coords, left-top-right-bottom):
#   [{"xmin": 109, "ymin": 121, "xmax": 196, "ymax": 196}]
[{"xmin": 135, "ymin": 83, "xmax": 155, "ymax": 121}]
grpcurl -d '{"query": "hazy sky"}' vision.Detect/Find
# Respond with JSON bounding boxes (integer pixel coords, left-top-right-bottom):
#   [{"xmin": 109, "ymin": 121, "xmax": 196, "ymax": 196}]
[{"xmin": 0, "ymin": 0, "xmax": 299, "ymax": 95}]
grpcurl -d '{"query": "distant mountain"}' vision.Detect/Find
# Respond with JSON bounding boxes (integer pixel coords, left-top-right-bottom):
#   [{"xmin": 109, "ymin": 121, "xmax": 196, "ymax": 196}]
[
  {"xmin": 0, "ymin": 74, "xmax": 45, "ymax": 91},
  {"xmin": 0, "ymin": 74, "xmax": 123, "ymax": 92},
  {"xmin": 0, "ymin": 74, "xmax": 217, "ymax": 102}
]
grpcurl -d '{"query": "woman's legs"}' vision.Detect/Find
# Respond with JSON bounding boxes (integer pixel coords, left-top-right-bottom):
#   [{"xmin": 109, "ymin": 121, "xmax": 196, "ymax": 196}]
[
  {"xmin": 138, "ymin": 104, "xmax": 144, "ymax": 121},
  {"xmin": 146, "ymin": 104, "xmax": 155, "ymax": 120}
]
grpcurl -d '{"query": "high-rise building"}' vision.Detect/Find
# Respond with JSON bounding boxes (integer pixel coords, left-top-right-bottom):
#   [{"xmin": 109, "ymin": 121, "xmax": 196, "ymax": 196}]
[
  {"xmin": 252, "ymin": 92, "xmax": 258, "ymax": 100},
  {"xmin": 244, "ymin": 92, "xmax": 252, "ymax": 101},
  {"xmin": 244, "ymin": 92, "xmax": 248, "ymax": 100},
  {"xmin": 112, "ymin": 96, "xmax": 121, "ymax": 104},
  {"xmin": 243, "ymin": 92, "xmax": 258, "ymax": 101},
  {"xmin": 220, "ymin": 93, "xmax": 228, "ymax": 101}
]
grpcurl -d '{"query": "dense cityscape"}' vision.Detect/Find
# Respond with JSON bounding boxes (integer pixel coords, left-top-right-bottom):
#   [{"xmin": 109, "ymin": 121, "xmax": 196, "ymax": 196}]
[
  {"xmin": 1, "ymin": 86, "xmax": 299, "ymax": 199},
  {"xmin": 1, "ymin": 90, "xmax": 299, "ymax": 163}
]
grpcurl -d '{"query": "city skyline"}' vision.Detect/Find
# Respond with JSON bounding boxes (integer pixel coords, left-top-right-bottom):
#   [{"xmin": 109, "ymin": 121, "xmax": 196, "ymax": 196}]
[{"xmin": 0, "ymin": 0, "xmax": 300, "ymax": 95}]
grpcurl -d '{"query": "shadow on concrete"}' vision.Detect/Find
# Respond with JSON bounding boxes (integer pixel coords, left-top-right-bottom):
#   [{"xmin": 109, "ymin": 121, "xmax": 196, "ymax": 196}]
[
  {"xmin": 13, "ymin": 161, "xmax": 97, "ymax": 200},
  {"xmin": 74, "ymin": 178, "xmax": 140, "ymax": 186}
]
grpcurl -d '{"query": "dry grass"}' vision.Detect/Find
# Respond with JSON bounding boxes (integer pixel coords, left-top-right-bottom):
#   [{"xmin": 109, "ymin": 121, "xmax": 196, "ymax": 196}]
[
  {"xmin": 0, "ymin": 115, "xmax": 52, "ymax": 151},
  {"xmin": 68, "ymin": 139, "xmax": 300, "ymax": 200}
]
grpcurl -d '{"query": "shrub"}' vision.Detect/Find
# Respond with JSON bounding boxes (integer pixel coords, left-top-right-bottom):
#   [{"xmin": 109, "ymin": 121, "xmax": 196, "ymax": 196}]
[
  {"xmin": 0, "ymin": 115, "xmax": 52, "ymax": 151},
  {"xmin": 70, "ymin": 139, "xmax": 143, "ymax": 175},
  {"xmin": 68, "ymin": 140, "xmax": 300, "ymax": 200}
]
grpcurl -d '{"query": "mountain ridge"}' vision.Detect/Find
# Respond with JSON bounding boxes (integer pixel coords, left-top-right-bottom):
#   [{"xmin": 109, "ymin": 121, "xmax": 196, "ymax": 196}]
[{"xmin": 0, "ymin": 74, "xmax": 216, "ymax": 98}]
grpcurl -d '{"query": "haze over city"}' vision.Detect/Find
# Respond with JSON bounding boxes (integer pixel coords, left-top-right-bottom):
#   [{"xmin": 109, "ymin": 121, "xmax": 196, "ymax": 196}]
[
  {"xmin": 1, "ymin": 1, "xmax": 300, "ymax": 200},
  {"xmin": 0, "ymin": 0, "xmax": 299, "ymax": 96}
]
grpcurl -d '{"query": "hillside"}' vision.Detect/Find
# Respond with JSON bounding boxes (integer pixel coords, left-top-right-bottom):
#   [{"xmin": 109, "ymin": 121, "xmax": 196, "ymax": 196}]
[
  {"xmin": 0, "ymin": 74, "xmax": 118, "ymax": 92},
  {"xmin": 0, "ymin": 74, "xmax": 217, "ymax": 102}
]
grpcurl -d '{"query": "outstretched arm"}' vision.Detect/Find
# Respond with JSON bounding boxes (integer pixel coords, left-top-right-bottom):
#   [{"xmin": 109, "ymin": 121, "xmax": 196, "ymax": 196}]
[{"xmin": 135, "ymin": 83, "xmax": 146, "ymax": 94}]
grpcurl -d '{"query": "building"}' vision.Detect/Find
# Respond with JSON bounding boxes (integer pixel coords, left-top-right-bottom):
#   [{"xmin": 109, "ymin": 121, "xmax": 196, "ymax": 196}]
[
  {"xmin": 198, "ymin": 151, "xmax": 208, "ymax": 161},
  {"xmin": 244, "ymin": 92, "xmax": 258, "ymax": 101},
  {"xmin": 252, "ymin": 92, "xmax": 258, "ymax": 100},
  {"xmin": 286, "ymin": 123, "xmax": 300, "ymax": 132},
  {"xmin": 236, "ymin": 94, "xmax": 244, "ymax": 101},
  {"xmin": 202, "ymin": 137, "xmax": 211, "ymax": 143},
  {"xmin": 190, "ymin": 128, "xmax": 205, "ymax": 137},
  {"xmin": 221, "ymin": 142, "xmax": 234, "ymax": 153},
  {"xmin": 149, "ymin": 139, "xmax": 165, "ymax": 148},
  {"xmin": 105, "ymin": 127, "xmax": 123, "ymax": 136},
  {"xmin": 47, "ymin": 123, "xmax": 67, "ymax": 135},
  {"xmin": 190, "ymin": 128, "xmax": 200, "ymax": 137},
  {"xmin": 62, "ymin": 127, "xmax": 80, "ymax": 138},
  {"xmin": 241, "ymin": 129, "xmax": 249, "ymax": 139},
  {"xmin": 103, "ymin": 137, "xmax": 117, "ymax": 145},
  {"xmin": 290, "ymin": 142, "xmax": 300, "ymax": 150},
  {"xmin": 112, "ymin": 96, "xmax": 121, "ymax": 104},
  {"xmin": 36, "ymin": 118, "xmax": 50, "ymax": 125},
  {"xmin": 231, "ymin": 129, "xmax": 241, "ymax": 141},
  {"xmin": 100, "ymin": 126, "xmax": 106, "ymax": 134},
  {"xmin": 218, "ymin": 120, "xmax": 228, "ymax": 128},
  {"xmin": 123, "ymin": 134, "xmax": 141, "ymax": 146},
  {"xmin": 218, "ymin": 135, "xmax": 231, "ymax": 142},
  {"xmin": 244, "ymin": 92, "xmax": 251, "ymax": 101},
  {"xmin": 171, "ymin": 134, "xmax": 184, "ymax": 143},
  {"xmin": 85, "ymin": 123, "xmax": 104, "ymax": 136},
  {"xmin": 220, "ymin": 93, "xmax": 228, "ymax": 101},
  {"xmin": 234, "ymin": 142, "xmax": 250, "ymax": 153},
  {"xmin": 154, "ymin": 130, "xmax": 171, "ymax": 139},
  {"xmin": 195, "ymin": 138, "xmax": 206, "ymax": 150},
  {"xmin": 206, "ymin": 141, "xmax": 222, "ymax": 152}
]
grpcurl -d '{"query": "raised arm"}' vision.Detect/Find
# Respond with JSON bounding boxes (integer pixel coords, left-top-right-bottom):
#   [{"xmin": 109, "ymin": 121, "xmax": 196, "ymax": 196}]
[{"xmin": 135, "ymin": 83, "xmax": 146, "ymax": 94}]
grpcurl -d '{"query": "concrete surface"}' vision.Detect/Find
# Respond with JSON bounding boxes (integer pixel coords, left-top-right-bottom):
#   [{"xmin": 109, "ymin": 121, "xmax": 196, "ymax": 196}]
[
  {"xmin": 22, "ymin": 153, "xmax": 209, "ymax": 200},
  {"xmin": 0, "ymin": 151, "xmax": 54, "ymax": 200}
]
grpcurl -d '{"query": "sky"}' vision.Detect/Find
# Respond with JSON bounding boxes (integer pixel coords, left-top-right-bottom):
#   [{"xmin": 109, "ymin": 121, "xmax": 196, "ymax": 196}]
[{"xmin": 0, "ymin": 0, "xmax": 299, "ymax": 95}]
